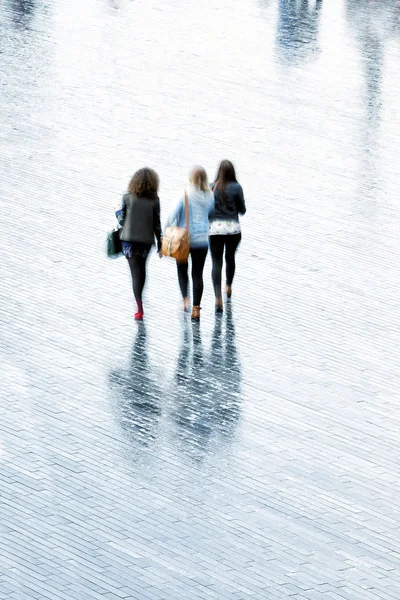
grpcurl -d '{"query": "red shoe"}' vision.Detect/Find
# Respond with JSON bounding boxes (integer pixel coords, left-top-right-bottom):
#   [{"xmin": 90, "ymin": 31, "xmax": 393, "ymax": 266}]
[{"xmin": 135, "ymin": 300, "xmax": 144, "ymax": 320}]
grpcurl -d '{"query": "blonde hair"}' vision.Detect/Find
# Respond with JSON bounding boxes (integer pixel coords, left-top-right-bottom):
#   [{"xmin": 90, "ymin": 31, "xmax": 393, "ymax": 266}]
[{"xmin": 189, "ymin": 166, "xmax": 210, "ymax": 192}]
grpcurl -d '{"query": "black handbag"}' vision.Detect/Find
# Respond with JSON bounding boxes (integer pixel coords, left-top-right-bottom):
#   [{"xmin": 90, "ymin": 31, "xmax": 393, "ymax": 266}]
[{"xmin": 106, "ymin": 229, "xmax": 123, "ymax": 258}]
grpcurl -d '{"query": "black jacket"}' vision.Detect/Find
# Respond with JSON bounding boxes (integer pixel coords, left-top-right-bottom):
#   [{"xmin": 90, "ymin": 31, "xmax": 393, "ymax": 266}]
[
  {"xmin": 209, "ymin": 182, "xmax": 246, "ymax": 221},
  {"xmin": 118, "ymin": 193, "xmax": 162, "ymax": 249}
]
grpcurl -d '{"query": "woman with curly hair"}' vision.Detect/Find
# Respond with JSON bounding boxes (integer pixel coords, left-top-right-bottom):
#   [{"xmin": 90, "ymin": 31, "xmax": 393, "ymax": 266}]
[{"xmin": 116, "ymin": 168, "xmax": 162, "ymax": 320}]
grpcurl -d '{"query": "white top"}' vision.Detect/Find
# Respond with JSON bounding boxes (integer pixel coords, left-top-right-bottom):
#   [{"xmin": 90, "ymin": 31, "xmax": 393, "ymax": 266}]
[{"xmin": 209, "ymin": 219, "xmax": 241, "ymax": 236}]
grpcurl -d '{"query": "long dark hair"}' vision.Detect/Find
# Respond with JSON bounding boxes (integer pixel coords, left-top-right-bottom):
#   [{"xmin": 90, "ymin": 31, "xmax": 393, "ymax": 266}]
[{"xmin": 214, "ymin": 160, "xmax": 238, "ymax": 205}]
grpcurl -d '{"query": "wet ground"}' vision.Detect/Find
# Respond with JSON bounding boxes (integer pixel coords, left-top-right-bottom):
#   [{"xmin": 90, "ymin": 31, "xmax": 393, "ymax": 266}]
[{"xmin": 1, "ymin": 0, "xmax": 400, "ymax": 598}]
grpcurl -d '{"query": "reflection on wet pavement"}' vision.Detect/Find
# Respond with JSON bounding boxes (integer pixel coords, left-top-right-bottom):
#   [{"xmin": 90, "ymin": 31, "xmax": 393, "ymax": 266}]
[
  {"xmin": 1, "ymin": 0, "xmax": 400, "ymax": 597},
  {"xmin": 170, "ymin": 309, "xmax": 241, "ymax": 462},
  {"xmin": 276, "ymin": 0, "xmax": 323, "ymax": 63},
  {"xmin": 109, "ymin": 309, "xmax": 242, "ymax": 463},
  {"xmin": 109, "ymin": 324, "xmax": 162, "ymax": 450}
]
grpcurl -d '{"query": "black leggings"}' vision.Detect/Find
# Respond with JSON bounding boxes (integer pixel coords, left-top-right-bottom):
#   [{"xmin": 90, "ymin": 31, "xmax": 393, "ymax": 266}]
[
  {"xmin": 176, "ymin": 247, "xmax": 208, "ymax": 306},
  {"xmin": 127, "ymin": 254, "xmax": 149, "ymax": 308},
  {"xmin": 209, "ymin": 233, "xmax": 242, "ymax": 298}
]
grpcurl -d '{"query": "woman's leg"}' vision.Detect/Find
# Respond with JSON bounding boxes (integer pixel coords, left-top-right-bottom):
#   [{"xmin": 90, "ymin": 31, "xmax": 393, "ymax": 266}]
[
  {"xmin": 176, "ymin": 260, "xmax": 189, "ymax": 300},
  {"xmin": 209, "ymin": 235, "xmax": 225, "ymax": 299},
  {"xmin": 127, "ymin": 254, "xmax": 148, "ymax": 314},
  {"xmin": 191, "ymin": 247, "xmax": 208, "ymax": 306},
  {"xmin": 225, "ymin": 233, "xmax": 242, "ymax": 288}
]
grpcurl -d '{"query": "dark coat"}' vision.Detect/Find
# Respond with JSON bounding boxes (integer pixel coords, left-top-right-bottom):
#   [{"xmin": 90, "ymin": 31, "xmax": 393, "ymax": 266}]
[
  {"xmin": 209, "ymin": 182, "xmax": 246, "ymax": 222},
  {"xmin": 118, "ymin": 193, "xmax": 162, "ymax": 249}
]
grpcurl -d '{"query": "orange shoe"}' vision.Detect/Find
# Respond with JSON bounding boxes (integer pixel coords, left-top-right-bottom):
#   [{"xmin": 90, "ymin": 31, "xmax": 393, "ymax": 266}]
[{"xmin": 191, "ymin": 306, "xmax": 201, "ymax": 322}]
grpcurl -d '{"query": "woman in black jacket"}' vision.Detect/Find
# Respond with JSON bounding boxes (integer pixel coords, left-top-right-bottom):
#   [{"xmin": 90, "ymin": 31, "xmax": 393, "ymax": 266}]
[
  {"xmin": 116, "ymin": 168, "xmax": 162, "ymax": 320},
  {"xmin": 209, "ymin": 160, "xmax": 246, "ymax": 313}
]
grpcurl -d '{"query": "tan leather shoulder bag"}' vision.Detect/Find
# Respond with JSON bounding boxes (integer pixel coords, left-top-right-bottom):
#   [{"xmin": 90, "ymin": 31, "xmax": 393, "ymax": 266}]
[{"xmin": 162, "ymin": 191, "xmax": 190, "ymax": 262}]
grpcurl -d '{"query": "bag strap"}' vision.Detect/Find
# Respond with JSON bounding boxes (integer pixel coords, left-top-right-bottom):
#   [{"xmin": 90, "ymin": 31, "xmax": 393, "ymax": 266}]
[{"xmin": 184, "ymin": 191, "xmax": 189, "ymax": 232}]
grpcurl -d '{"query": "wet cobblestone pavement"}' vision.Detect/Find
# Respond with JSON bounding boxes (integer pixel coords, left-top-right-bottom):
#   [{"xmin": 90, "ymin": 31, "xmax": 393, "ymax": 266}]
[{"xmin": 1, "ymin": 0, "xmax": 400, "ymax": 598}]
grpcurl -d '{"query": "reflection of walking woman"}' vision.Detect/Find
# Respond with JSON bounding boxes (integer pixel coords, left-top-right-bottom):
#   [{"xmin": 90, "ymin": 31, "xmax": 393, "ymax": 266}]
[
  {"xmin": 170, "ymin": 308, "xmax": 242, "ymax": 461},
  {"xmin": 108, "ymin": 324, "xmax": 162, "ymax": 449},
  {"xmin": 210, "ymin": 160, "xmax": 246, "ymax": 312},
  {"xmin": 165, "ymin": 166, "xmax": 214, "ymax": 322},
  {"xmin": 116, "ymin": 168, "xmax": 162, "ymax": 320}
]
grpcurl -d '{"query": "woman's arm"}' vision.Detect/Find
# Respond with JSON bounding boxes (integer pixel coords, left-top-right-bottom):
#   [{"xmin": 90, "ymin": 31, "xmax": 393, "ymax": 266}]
[
  {"xmin": 208, "ymin": 191, "xmax": 215, "ymax": 215},
  {"xmin": 236, "ymin": 185, "xmax": 246, "ymax": 215},
  {"xmin": 153, "ymin": 197, "xmax": 162, "ymax": 251},
  {"xmin": 164, "ymin": 196, "xmax": 184, "ymax": 229},
  {"xmin": 115, "ymin": 196, "xmax": 127, "ymax": 227}
]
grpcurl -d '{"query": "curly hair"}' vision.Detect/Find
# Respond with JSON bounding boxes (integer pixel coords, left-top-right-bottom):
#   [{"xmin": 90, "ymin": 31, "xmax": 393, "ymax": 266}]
[{"xmin": 128, "ymin": 168, "xmax": 159, "ymax": 197}]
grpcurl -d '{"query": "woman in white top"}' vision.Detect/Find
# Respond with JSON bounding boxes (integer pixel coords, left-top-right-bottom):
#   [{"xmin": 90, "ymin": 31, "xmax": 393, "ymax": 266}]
[{"xmin": 209, "ymin": 160, "xmax": 246, "ymax": 313}]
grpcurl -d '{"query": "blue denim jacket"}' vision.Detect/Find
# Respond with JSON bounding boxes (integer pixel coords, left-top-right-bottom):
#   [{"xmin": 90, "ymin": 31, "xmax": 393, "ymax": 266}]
[{"xmin": 165, "ymin": 186, "xmax": 215, "ymax": 248}]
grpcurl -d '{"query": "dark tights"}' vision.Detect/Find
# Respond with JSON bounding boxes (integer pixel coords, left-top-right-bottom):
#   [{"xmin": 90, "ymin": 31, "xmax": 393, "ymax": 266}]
[
  {"xmin": 127, "ymin": 254, "xmax": 149, "ymax": 311},
  {"xmin": 177, "ymin": 247, "xmax": 208, "ymax": 306},
  {"xmin": 209, "ymin": 233, "xmax": 241, "ymax": 298}
]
